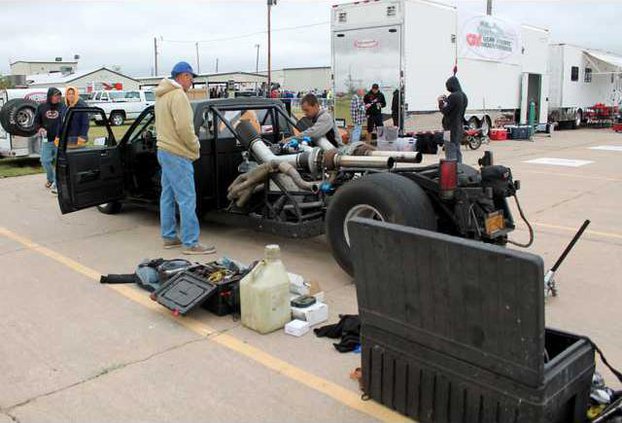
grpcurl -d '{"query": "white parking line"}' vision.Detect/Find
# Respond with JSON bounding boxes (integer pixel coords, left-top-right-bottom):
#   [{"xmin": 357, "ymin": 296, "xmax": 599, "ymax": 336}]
[
  {"xmin": 589, "ymin": 145, "xmax": 622, "ymax": 152},
  {"xmin": 524, "ymin": 158, "xmax": 594, "ymax": 167}
]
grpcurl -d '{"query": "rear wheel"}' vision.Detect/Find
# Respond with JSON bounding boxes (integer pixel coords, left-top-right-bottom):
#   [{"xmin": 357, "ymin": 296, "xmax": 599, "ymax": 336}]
[
  {"xmin": 467, "ymin": 136, "xmax": 482, "ymax": 150},
  {"xmin": 110, "ymin": 112, "xmax": 125, "ymax": 126},
  {"xmin": 326, "ymin": 172, "xmax": 437, "ymax": 276},
  {"xmin": 97, "ymin": 202, "xmax": 123, "ymax": 215},
  {"xmin": 571, "ymin": 110, "xmax": 582, "ymax": 129},
  {"xmin": 480, "ymin": 115, "xmax": 492, "ymax": 137},
  {"xmin": 468, "ymin": 116, "xmax": 480, "ymax": 130}
]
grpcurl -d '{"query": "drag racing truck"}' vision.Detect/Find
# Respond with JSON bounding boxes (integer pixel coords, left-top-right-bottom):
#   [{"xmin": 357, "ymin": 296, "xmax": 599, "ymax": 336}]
[{"xmin": 4, "ymin": 97, "xmax": 521, "ymax": 275}]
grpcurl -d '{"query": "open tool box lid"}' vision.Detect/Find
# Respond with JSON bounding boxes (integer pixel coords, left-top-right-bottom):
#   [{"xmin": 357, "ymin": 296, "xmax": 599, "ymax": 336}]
[{"xmin": 153, "ymin": 269, "xmax": 218, "ymax": 315}]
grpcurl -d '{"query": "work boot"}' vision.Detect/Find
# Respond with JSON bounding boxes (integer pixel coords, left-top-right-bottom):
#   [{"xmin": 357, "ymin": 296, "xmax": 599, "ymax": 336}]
[
  {"xmin": 182, "ymin": 244, "xmax": 216, "ymax": 255},
  {"xmin": 163, "ymin": 238, "xmax": 182, "ymax": 249}
]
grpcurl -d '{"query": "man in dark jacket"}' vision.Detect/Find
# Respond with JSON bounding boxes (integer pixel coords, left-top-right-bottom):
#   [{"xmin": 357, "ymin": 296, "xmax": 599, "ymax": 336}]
[
  {"xmin": 391, "ymin": 88, "xmax": 400, "ymax": 127},
  {"xmin": 363, "ymin": 83, "xmax": 386, "ymax": 143},
  {"xmin": 439, "ymin": 76, "xmax": 468, "ymax": 163},
  {"xmin": 34, "ymin": 87, "xmax": 66, "ymax": 189}
]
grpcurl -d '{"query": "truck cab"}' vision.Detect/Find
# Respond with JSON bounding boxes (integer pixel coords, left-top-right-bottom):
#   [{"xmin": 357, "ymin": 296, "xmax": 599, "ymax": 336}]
[{"xmin": 90, "ymin": 90, "xmax": 156, "ymax": 126}]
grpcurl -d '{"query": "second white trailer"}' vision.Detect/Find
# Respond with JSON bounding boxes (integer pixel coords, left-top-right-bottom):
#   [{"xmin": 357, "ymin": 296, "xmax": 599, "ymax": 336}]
[{"xmin": 331, "ymin": 0, "xmax": 550, "ymax": 132}]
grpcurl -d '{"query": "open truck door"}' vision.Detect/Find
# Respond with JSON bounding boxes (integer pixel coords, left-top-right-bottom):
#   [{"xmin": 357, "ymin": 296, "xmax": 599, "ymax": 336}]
[{"xmin": 56, "ymin": 107, "xmax": 125, "ymax": 214}]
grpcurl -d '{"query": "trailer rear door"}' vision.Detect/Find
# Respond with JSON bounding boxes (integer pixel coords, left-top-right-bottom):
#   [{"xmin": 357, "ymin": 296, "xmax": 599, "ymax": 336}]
[{"xmin": 333, "ymin": 25, "xmax": 402, "ymax": 127}]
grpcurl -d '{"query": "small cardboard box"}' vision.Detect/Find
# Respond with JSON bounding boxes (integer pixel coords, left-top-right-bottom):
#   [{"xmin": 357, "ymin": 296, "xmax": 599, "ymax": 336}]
[
  {"xmin": 291, "ymin": 302, "xmax": 328, "ymax": 327},
  {"xmin": 285, "ymin": 319, "xmax": 310, "ymax": 337}
]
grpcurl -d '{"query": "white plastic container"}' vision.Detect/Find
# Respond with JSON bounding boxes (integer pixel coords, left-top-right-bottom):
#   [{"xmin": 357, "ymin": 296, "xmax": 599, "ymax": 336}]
[
  {"xmin": 240, "ymin": 245, "xmax": 291, "ymax": 334},
  {"xmin": 284, "ymin": 319, "xmax": 310, "ymax": 337},
  {"xmin": 291, "ymin": 302, "xmax": 329, "ymax": 327}
]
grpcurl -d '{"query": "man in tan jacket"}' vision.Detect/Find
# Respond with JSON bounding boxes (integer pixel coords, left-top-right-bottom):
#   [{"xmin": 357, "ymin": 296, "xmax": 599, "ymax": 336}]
[{"xmin": 155, "ymin": 61, "xmax": 215, "ymax": 255}]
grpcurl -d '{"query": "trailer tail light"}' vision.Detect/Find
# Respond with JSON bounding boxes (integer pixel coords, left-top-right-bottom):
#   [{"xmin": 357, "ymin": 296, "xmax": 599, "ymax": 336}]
[{"xmin": 439, "ymin": 159, "xmax": 458, "ymax": 199}]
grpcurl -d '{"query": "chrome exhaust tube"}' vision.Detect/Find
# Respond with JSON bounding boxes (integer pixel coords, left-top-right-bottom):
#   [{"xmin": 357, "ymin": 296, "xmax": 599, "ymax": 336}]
[
  {"xmin": 367, "ymin": 151, "xmax": 422, "ymax": 162},
  {"xmin": 333, "ymin": 155, "xmax": 395, "ymax": 169}
]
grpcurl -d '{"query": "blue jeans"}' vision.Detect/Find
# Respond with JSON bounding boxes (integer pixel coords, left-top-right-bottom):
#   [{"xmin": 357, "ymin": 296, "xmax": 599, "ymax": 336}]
[
  {"xmin": 157, "ymin": 149, "xmax": 200, "ymax": 247},
  {"xmin": 350, "ymin": 124, "xmax": 362, "ymax": 143},
  {"xmin": 40, "ymin": 142, "xmax": 57, "ymax": 184}
]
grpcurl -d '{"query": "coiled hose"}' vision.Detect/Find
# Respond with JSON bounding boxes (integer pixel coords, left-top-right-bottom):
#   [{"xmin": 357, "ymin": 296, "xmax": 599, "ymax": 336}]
[{"xmin": 507, "ymin": 194, "xmax": 535, "ymax": 248}]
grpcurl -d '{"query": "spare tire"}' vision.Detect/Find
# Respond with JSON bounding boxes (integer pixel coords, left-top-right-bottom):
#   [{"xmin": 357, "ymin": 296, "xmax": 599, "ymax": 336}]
[
  {"xmin": 0, "ymin": 99, "xmax": 39, "ymax": 137},
  {"xmin": 326, "ymin": 172, "xmax": 437, "ymax": 276}
]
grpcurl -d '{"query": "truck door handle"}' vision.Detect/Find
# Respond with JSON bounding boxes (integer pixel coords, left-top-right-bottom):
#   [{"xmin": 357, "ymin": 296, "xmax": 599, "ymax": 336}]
[{"xmin": 78, "ymin": 169, "xmax": 100, "ymax": 182}]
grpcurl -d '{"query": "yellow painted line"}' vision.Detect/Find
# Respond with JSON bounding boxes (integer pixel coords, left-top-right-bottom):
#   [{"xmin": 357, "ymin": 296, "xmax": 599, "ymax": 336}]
[
  {"xmin": 0, "ymin": 226, "xmax": 408, "ymax": 422},
  {"xmin": 518, "ymin": 170, "xmax": 622, "ymax": 183},
  {"xmin": 530, "ymin": 222, "xmax": 622, "ymax": 241}
]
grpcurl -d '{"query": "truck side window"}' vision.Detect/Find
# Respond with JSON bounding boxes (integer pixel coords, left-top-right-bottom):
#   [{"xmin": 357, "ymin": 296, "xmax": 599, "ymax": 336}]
[
  {"xmin": 144, "ymin": 91, "xmax": 155, "ymax": 102},
  {"xmin": 571, "ymin": 66, "xmax": 579, "ymax": 82}
]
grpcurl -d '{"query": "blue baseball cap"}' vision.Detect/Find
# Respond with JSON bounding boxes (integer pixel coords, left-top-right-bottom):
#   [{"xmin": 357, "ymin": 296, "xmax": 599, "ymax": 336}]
[{"xmin": 171, "ymin": 61, "xmax": 198, "ymax": 78}]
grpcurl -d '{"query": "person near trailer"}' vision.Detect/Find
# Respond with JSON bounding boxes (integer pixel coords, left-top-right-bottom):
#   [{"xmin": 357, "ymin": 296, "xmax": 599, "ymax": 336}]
[
  {"xmin": 34, "ymin": 87, "xmax": 66, "ymax": 191},
  {"xmin": 363, "ymin": 83, "xmax": 386, "ymax": 143},
  {"xmin": 62, "ymin": 86, "xmax": 90, "ymax": 147},
  {"xmin": 154, "ymin": 61, "xmax": 216, "ymax": 255},
  {"xmin": 391, "ymin": 88, "xmax": 400, "ymax": 127},
  {"xmin": 349, "ymin": 88, "xmax": 366, "ymax": 143},
  {"xmin": 438, "ymin": 76, "xmax": 468, "ymax": 163},
  {"xmin": 288, "ymin": 93, "xmax": 341, "ymax": 147}
]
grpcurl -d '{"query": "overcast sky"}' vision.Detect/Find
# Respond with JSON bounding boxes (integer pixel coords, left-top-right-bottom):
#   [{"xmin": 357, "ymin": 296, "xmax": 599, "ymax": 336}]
[{"xmin": 0, "ymin": 0, "xmax": 620, "ymax": 77}]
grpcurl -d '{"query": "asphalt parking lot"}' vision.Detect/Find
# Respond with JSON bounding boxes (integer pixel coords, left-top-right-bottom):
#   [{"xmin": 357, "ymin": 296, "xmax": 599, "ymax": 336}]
[{"xmin": 1, "ymin": 127, "xmax": 621, "ymax": 422}]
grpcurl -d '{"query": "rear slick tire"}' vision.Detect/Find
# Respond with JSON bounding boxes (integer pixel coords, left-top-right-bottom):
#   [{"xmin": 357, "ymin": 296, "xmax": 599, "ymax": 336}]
[{"xmin": 326, "ymin": 172, "xmax": 437, "ymax": 276}]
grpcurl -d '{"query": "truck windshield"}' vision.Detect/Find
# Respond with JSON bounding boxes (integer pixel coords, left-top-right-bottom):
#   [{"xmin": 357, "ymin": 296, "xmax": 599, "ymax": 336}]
[{"xmin": 109, "ymin": 92, "xmax": 125, "ymax": 101}]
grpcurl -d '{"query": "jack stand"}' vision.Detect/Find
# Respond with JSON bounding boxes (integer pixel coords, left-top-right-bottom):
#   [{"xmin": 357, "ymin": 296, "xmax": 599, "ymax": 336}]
[{"xmin": 544, "ymin": 219, "xmax": 590, "ymax": 298}]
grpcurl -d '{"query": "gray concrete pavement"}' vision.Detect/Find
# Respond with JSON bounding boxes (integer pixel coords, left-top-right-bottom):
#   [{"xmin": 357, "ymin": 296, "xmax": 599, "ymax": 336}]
[{"xmin": 0, "ymin": 127, "xmax": 621, "ymax": 422}]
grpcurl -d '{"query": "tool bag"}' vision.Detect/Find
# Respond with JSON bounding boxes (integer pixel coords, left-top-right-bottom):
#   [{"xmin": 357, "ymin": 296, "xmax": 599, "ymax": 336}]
[{"xmin": 100, "ymin": 258, "xmax": 192, "ymax": 292}]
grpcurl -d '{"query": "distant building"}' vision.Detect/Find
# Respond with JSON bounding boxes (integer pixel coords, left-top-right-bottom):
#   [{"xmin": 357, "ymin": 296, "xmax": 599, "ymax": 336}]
[
  {"xmin": 10, "ymin": 60, "xmax": 78, "ymax": 76},
  {"xmin": 267, "ymin": 67, "xmax": 331, "ymax": 93},
  {"xmin": 136, "ymin": 71, "xmax": 267, "ymax": 93},
  {"xmin": 26, "ymin": 67, "xmax": 140, "ymax": 92}
]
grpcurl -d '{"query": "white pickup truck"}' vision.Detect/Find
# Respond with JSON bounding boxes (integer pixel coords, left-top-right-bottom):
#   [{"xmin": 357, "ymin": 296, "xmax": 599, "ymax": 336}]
[{"xmin": 88, "ymin": 90, "xmax": 155, "ymax": 126}]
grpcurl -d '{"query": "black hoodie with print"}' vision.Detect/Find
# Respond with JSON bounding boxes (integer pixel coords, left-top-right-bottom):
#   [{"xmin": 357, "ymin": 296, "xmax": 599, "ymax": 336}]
[
  {"xmin": 34, "ymin": 87, "xmax": 67, "ymax": 142},
  {"xmin": 439, "ymin": 76, "xmax": 468, "ymax": 143}
]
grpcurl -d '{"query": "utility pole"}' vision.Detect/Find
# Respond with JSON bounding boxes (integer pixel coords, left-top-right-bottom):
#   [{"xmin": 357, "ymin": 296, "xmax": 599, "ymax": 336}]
[
  {"xmin": 267, "ymin": 0, "xmax": 277, "ymax": 95},
  {"xmin": 195, "ymin": 42, "xmax": 201, "ymax": 74},
  {"xmin": 255, "ymin": 44, "xmax": 260, "ymax": 73},
  {"xmin": 486, "ymin": 0, "xmax": 492, "ymax": 15},
  {"xmin": 153, "ymin": 37, "xmax": 159, "ymax": 76},
  {"xmin": 215, "ymin": 58, "xmax": 219, "ymax": 73}
]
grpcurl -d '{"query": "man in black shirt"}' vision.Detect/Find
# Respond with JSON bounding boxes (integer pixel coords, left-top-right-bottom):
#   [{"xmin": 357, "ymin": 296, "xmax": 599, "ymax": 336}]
[
  {"xmin": 363, "ymin": 83, "xmax": 386, "ymax": 143},
  {"xmin": 438, "ymin": 76, "xmax": 468, "ymax": 163}
]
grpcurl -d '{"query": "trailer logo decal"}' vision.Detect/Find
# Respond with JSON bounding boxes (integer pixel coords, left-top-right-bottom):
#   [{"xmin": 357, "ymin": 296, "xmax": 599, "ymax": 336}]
[
  {"xmin": 354, "ymin": 39, "xmax": 379, "ymax": 49},
  {"xmin": 459, "ymin": 14, "xmax": 520, "ymax": 64},
  {"xmin": 24, "ymin": 92, "xmax": 47, "ymax": 103}
]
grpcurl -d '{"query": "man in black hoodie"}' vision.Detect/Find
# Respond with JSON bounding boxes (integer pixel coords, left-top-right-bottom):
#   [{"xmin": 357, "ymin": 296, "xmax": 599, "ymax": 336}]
[
  {"xmin": 34, "ymin": 87, "xmax": 66, "ymax": 189},
  {"xmin": 438, "ymin": 76, "xmax": 468, "ymax": 163}
]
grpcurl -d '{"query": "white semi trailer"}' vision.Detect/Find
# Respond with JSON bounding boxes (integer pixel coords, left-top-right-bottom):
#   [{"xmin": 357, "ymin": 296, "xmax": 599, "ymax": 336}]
[
  {"xmin": 548, "ymin": 43, "xmax": 622, "ymax": 128},
  {"xmin": 331, "ymin": 0, "xmax": 550, "ymax": 133}
]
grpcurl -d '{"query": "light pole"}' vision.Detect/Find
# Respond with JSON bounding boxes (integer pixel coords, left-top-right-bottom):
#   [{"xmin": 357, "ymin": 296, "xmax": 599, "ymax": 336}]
[
  {"xmin": 195, "ymin": 42, "xmax": 201, "ymax": 74},
  {"xmin": 267, "ymin": 0, "xmax": 277, "ymax": 96},
  {"xmin": 255, "ymin": 44, "xmax": 260, "ymax": 73}
]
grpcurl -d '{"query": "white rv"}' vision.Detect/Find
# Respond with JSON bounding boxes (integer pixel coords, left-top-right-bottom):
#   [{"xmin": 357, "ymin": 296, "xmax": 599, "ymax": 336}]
[
  {"xmin": 331, "ymin": 0, "xmax": 550, "ymax": 132},
  {"xmin": 0, "ymin": 88, "xmax": 49, "ymax": 157},
  {"xmin": 548, "ymin": 44, "xmax": 622, "ymax": 128}
]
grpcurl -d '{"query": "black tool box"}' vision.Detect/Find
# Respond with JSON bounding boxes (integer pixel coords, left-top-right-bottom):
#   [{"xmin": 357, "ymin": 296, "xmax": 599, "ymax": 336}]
[
  {"xmin": 349, "ymin": 218, "xmax": 595, "ymax": 423},
  {"xmin": 152, "ymin": 264, "xmax": 241, "ymax": 316}
]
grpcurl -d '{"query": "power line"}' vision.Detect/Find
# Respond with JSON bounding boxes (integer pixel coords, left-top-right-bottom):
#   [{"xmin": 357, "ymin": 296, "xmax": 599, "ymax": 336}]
[{"xmin": 161, "ymin": 21, "xmax": 329, "ymax": 45}]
